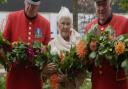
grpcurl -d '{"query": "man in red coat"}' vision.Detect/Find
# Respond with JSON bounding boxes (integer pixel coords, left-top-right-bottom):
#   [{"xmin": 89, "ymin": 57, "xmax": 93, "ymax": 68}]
[
  {"xmin": 2, "ymin": 0, "xmax": 56, "ymax": 89},
  {"xmin": 85, "ymin": 0, "xmax": 128, "ymax": 89}
]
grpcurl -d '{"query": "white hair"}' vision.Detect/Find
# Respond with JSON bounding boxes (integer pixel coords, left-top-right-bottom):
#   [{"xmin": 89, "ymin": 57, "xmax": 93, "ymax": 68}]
[{"xmin": 57, "ymin": 6, "xmax": 73, "ymax": 25}]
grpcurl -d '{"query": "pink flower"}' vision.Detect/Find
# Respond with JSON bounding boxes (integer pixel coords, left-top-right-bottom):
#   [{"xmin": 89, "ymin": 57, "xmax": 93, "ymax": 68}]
[
  {"xmin": 40, "ymin": 46, "xmax": 47, "ymax": 53},
  {"xmin": 27, "ymin": 47, "xmax": 35, "ymax": 62}
]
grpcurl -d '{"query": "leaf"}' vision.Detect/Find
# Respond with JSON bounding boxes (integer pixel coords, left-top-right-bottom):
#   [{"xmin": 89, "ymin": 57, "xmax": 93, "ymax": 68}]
[
  {"xmin": 32, "ymin": 41, "xmax": 43, "ymax": 48},
  {"xmin": 89, "ymin": 51, "xmax": 96, "ymax": 59},
  {"xmin": 98, "ymin": 48, "xmax": 108, "ymax": 55},
  {"xmin": 105, "ymin": 25, "xmax": 115, "ymax": 35},
  {"xmin": 121, "ymin": 60, "xmax": 128, "ymax": 70},
  {"xmin": 95, "ymin": 55, "xmax": 100, "ymax": 66},
  {"xmin": 105, "ymin": 54, "xmax": 113, "ymax": 60},
  {"xmin": 117, "ymin": 35, "xmax": 125, "ymax": 41},
  {"xmin": 121, "ymin": 60, "xmax": 126, "ymax": 68}
]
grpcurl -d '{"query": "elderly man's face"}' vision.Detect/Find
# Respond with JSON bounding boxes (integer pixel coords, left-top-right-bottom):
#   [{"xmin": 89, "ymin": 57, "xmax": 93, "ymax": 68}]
[
  {"xmin": 25, "ymin": 2, "xmax": 39, "ymax": 18},
  {"xmin": 58, "ymin": 17, "xmax": 72, "ymax": 41},
  {"xmin": 95, "ymin": 0, "xmax": 112, "ymax": 24}
]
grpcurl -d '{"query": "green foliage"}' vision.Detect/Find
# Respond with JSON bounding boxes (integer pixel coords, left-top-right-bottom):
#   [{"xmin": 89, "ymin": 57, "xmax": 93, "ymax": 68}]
[
  {"xmin": 80, "ymin": 78, "xmax": 91, "ymax": 89},
  {"xmin": 85, "ymin": 24, "xmax": 128, "ymax": 70},
  {"xmin": 119, "ymin": 0, "xmax": 128, "ymax": 10},
  {"xmin": 0, "ymin": 76, "xmax": 5, "ymax": 89},
  {"xmin": 6, "ymin": 41, "xmax": 48, "ymax": 70},
  {"xmin": 0, "ymin": 0, "xmax": 7, "ymax": 4},
  {"xmin": 0, "ymin": 32, "xmax": 10, "ymax": 71}
]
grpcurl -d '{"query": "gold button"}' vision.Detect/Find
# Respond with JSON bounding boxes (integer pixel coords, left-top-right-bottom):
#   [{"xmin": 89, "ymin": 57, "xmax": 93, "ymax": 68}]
[
  {"xmin": 28, "ymin": 32, "xmax": 31, "ymax": 35},
  {"xmin": 27, "ymin": 42, "xmax": 30, "ymax": 46},
  {"xmin": 28, "ymin": 37, "xmax": 31, "ymax": 40},
  {"xmin": 99, "ymin": 71, "xmax": 102, "ymax": 74},
  {"xmin": 101, "ymin": 28, "xmax": 104, "ymax": 31},
  {"xmin": 99, "ymin": 65, "xmax": 102, "ymax": 68},
  {"xmin": 29, "ymin": 27, "xmax": 32, "ymax": 30},
  {"xmin": 29, "ymin": 22, "xmax": 32, "ymax": 25}
]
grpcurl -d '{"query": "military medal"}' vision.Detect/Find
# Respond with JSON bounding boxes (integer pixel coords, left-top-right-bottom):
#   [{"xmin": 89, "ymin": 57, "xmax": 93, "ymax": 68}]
[{"xmin": 35, "ymin": 28, "xmax": 42, "ymax": 38}]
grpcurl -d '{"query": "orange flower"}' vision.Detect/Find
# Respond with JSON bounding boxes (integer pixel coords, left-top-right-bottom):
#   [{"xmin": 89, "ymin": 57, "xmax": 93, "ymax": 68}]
[
  {"xmin": 89, "ymin": 40, "xmax": 97, "ymax": 51},
  {"xmin": 114, "ymin": 41, "xmax": 125, "ymax": 55},
  {"xmin": 11, "ymin": 41, "xmax": 18, "ymax": 47},
  {"xmin": 50, "ymin": 73, "xmax": 59, "ymax": 89},
  {"xmin": 59, "ymin": 51, "xmax": 65, "ymax": 64},
  {"xmin": 76, "ymin": 40, "xmax": 87, "ymax": 59}
]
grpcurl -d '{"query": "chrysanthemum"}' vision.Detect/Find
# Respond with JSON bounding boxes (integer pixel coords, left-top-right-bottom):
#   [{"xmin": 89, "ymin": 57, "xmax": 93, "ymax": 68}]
[
  {"xmin": 114, "ymin": 41, "xmax": 125, "ymax": 55},
  {"xmin": 50, "ymin": 73, "xmax": 59, "ymax": 89},
  {"xmin": 59, "ymin": 51, "xmax": 65, "ymax": 64},
  {"xmin": 76, "ymin": 40, "xmax": 87, "ymax": 59}
]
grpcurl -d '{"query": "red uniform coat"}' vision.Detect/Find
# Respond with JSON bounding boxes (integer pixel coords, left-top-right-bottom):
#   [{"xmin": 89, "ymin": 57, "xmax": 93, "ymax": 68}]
[
  {"xmin": 3, "ymin": 10, "xmax": 51, "ymax": 89},
  {"xmin": 85, "ymin": 14, "xmax": 128, "ymax": 89}
]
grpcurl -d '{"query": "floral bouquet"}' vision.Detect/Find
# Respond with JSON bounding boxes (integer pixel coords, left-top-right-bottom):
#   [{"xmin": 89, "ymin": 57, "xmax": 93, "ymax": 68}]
[
  {"xmin": 6, "ymin": 41, "xmax": 48, "ymax": 70},
  {"xmin": 114, "ymin": 34, "xmax": 128, "ymax": 70},
  {"xmin": 48, "ymin": 42, "xmax": 88, "ymax": 89},
  {"xmin": 83, "ymin": 24, "xmax": 128, "ymax": 71},
  {"xmin": 49, "ymin": 41, "xmax": 88, "ymax": 80}
]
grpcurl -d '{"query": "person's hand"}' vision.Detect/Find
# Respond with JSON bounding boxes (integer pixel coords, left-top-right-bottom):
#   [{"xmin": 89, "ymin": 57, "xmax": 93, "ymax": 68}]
[
  {"xmin": 41, "ymin": 63, "xmax": 57, "ymax": 78},
  {"xmin": 58, "ymin": 74, "xmax": 68, "ymax": 83}
]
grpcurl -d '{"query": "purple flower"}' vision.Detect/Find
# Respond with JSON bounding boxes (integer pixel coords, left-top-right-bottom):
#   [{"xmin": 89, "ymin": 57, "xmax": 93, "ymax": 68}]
[{"xmin": 27, "ymin": 47, "xmax": 35, "ymax": 62}]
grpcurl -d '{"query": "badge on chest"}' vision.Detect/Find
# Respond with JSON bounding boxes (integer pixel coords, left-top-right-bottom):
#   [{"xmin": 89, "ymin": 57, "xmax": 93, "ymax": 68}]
[{"xmin": 35, "ymin": 28, "xmax": 42, "ymax": 38}]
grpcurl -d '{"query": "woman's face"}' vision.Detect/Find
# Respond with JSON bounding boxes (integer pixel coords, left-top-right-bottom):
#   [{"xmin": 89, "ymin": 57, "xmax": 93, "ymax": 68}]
[
  {"xmin": 25, "ymin": 2, "xmax": 39, "ymax": 18},
  {"xmin": 58, "ymin": 17, "xmax": 72, "ymax": 41}
]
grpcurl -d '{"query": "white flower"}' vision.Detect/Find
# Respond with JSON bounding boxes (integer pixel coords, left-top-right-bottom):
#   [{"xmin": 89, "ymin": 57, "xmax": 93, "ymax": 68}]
[{"xmin": 50, "ymin": 47, "xmax": 59, "ymax": 55}]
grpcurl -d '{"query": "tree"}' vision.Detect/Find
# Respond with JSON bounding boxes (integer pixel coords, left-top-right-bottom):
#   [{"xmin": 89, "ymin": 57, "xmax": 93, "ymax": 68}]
[
  {"xmin": 0, "ymin": 0, "xmax": 7, "ymax": 3},
  {"xmin": 72, "ymin": 0, "xmax": 95, "ymax": 32},
  {"xmin": 119, "ymin": 0, "xmax": 128, "ymax": 10},
  {"xmin": 73, "ymin": 0, "xmax": 78, "ymax": 31}
]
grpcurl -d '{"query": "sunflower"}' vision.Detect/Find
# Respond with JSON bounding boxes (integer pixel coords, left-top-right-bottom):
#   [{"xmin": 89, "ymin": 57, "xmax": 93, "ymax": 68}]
[
  {"xmin": 76, "ymin": 40, "xmax": 87, "ymax": 59},
  {"xmin": 114, "ymin": 41, "xmax": 125, "ymax": 55}
]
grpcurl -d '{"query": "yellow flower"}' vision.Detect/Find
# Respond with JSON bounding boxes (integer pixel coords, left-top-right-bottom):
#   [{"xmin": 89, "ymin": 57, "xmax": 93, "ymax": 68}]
[
  {"xmin": 76, "ymin": 40, "xmax": 87, "ymax": 59},
  {"xmin": 114, "ymin": 41, "xmax": 125, "ymax": 55}
]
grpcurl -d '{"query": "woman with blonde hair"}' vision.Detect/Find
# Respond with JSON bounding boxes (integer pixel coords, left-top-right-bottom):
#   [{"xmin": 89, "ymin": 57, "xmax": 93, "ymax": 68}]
[{"xmin": 49, "ymin": 6, "xmax": 86, "ymax": 89}]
